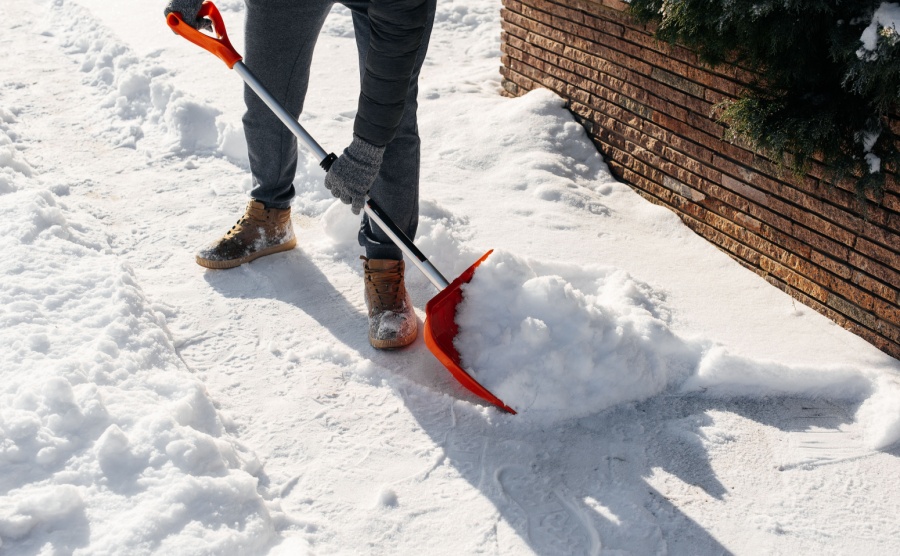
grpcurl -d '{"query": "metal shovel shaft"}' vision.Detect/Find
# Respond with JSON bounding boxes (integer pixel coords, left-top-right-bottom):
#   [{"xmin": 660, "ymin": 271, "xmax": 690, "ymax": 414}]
[
  {"xmin": 362, "ymin": 200, "xmax": 450, "ymax": 290},
  {"xmin": 234, "ymin": 62, "xmax": 330, "ymax": 163},
  {"xmin": 233, "ymin": 61, "xmax": 450, "ymax": 292}
]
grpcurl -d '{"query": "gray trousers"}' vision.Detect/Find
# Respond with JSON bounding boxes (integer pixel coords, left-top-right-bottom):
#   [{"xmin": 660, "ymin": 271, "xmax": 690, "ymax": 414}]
[{"xmin": 243, "ymin": 0, "xmax": 436, "ymax": 260}]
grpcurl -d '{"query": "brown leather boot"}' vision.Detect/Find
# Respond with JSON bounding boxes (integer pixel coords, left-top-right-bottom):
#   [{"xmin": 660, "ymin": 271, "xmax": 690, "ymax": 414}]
[
  {"xmin": 196, "ymin": 200, "xmax": 296, "ymax": 269},
  {"xmin": 362, "ymin": 257, "xmax": 418, "ymax": 349}
]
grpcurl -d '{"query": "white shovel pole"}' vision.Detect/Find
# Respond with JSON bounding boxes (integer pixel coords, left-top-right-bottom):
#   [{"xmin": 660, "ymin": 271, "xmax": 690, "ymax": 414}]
[
  {"xmin": 167, "ymin": 4, "xmax": 450, "ymax": 291},
  {"xmin": 233, "ymin": 61, "xmax": 451, "ymax": 291}
]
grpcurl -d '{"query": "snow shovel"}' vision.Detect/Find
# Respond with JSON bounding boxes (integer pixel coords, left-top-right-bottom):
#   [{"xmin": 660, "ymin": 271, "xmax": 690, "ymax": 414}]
[{"xmin": 167, "ymin": 2, "xmax": 516, "ymax": 414}]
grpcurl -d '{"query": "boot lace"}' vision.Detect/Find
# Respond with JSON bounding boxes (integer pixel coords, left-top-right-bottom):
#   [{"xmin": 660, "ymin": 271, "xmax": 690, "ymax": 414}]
[
  {"xmin": 225, "ymin": 215, "xmax": 249, "ymax": 237},
  {"xmin": 366, "ymin": 263, "xmax": 404, "ymax": 310}
]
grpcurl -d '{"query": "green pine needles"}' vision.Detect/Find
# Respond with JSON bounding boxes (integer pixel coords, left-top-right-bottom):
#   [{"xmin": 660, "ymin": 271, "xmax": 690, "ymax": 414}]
[{"xmin": 629, "ymin": 0, "xmax": 900, "ymax": 200}]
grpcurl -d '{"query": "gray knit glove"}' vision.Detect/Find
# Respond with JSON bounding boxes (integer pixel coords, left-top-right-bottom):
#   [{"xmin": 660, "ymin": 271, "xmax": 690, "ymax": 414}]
[
  {"xmin": 164, "ymin": 0, "xmax": 211, "ymax": 31},
  {"xmin": 325, "ymin": 135, "xmax": 386, "ymax": 215}
]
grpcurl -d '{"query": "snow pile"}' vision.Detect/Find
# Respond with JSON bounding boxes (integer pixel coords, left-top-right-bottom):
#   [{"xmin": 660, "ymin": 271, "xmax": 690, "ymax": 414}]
[
  {"xmin": 51, "ymin": 0, "xmax": 228, "ymax": 156},
  {"xmin": 0, "ymin": 116, "xmax": 284, "ymax": 553},
  {"xmin": 455, "ymin": 251, "xmax": 697, "ymax": 421},
  {"xmin": 432, "ymin": 88, "xmax": 612, "ymax": 209},
  {"xmin": 433, "ymin": 0, "xmax": 503, "ymax": 60},
  {"xmin": 859, "ymin": 2, "xmax": 900, "ymax": 55},
  {"xmin": 455, "ymin": 251, "xmax": 900, "ymax": 448},
  {"xmin": 0, "ymin": 107, "xmax": 30, "ymax": 194}
]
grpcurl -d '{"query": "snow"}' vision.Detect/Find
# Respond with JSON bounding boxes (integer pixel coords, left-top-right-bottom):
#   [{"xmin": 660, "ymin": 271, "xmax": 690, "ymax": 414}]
[
  {"xmin": 456, "ymin": 250, "xmax": 900, "ymax": 445},
  {"xmin": 1, "ymin": 0, "xmax": 900, "ymax": 554},
  {"xmin": 0, "ymin": 184, "xmax": 280, "ymax": 552},
  {"xmin": 859, "ymin": 2, "xmax": 900, "ymax": 54},
  {"xmin": 456, "ymin": 250, "xmax": 696, "ymax": 422}
]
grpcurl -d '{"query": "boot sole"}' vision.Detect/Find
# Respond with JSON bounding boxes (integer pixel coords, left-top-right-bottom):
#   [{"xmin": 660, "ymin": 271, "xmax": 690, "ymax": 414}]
[
  {"xmin": 370, "ymin": 325, "xmax": 418, "ymax": 350},
  {"xmin": 196, "ymin": 237, "xmax": 298, "ymax": 270}
]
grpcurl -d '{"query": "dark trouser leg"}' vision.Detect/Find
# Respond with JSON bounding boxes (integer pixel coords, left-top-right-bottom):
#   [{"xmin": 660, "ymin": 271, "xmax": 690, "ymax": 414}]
[
  {"xmin": 243, "ymin": 0, "xmax": 332, "ymax": 209},
  {"xmin": 346, "ymin": 0, "xmax": 437, "ymax": 260}
]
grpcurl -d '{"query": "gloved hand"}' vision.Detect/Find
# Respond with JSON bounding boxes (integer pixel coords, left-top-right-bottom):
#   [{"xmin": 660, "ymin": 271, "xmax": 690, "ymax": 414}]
[
  {"xmin": 164, "ymin": 0, "xmax": 211, "ymax": 31},
  {"xmin": 325, "ymin": 135, "xmax": 386, "ymax": 215}
]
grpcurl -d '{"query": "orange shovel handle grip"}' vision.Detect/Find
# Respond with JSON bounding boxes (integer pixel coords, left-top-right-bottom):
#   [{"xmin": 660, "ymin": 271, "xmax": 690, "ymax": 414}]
[{"xmin": 166, "ymin": 1, "xmax": 242, "ymax": 69}]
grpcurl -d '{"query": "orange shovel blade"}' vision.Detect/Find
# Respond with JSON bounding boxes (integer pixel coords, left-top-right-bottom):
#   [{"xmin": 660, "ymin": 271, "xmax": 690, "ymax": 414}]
[{"xmin": 423, "ymin": 250, "xmax": 517, "ymax": 414}]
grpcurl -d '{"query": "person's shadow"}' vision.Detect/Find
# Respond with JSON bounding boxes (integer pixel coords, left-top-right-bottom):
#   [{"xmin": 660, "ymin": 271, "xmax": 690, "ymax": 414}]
[
  {"xmin": 398, "ymin": 390, "xmax": 894, "ymax": 555},
  {"xmin": 202, "ymin": 244, "xmax": 472, "ymax": 399}
]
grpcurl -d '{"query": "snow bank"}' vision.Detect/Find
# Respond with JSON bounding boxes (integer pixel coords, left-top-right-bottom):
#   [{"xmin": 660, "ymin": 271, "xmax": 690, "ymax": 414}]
[
  {"xmin": 0, "ymin": 113, "xmax": 282, "ymax": 553},
  {"xmin": 433, "ymin": 88, "xmax": 612, "ymax": 209},
  {"xmin": 50, "ymin": 0, "xmax": 238, "ymax": 160},
  {"xmin": 0, "ymin": 108, "xmax": 30, "ymax": 194},
  {"xmin": 454, "ymin": 248, "xmax": 900, "ymax": 448}
]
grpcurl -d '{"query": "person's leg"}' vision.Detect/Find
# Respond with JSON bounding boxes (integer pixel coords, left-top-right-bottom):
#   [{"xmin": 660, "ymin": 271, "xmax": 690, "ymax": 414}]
[
  {"xmin": 243, "ymin": 0, "xmax": 332, "ymax": 209},
  {"xmin": 343, "ymin": 0, "xmax": 436, "ymax": 349},
  {"xmin": 196, "ymin": 0, "xmax": 332, "ymax": 270},
  {"xmin": 346, "ymin": 0, "xmax": 437, "ymax": 260}
]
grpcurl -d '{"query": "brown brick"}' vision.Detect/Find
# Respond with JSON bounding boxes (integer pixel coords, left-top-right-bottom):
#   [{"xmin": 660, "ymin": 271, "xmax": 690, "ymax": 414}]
[
  {"xmin": 746, "ymin": 204, "xmax": 794, "ymax": 237},
  {"xmin": 501, "ymin": 77, "xmax": 519, "ymax": 96},
  {"xmin": 720, "ymin": 174, "xmax": 766, "ymax": 206},
  {"xmin": 662, "ymin": 175, "xmax": 707, "ymax": 204},
  {"xmin": 732, "ymin": 211, "xmax": 764, "ymax": 235},
  {"xmin": 630, "ymin": 169, "xmax": 770, "ymax": 267},
  {"xmin": 794, "ymin": 226, "xmax": 850, "ymax": 261},
  {"xmin": 650, "ymin": 67, "xmax": 706, "ymax": 98},
  {"xmin": 859, "ymin": 222, "xmax": 900, "ymax": 252},
  {"xmin": 512, "ymin": 0, "xmax": 726, "ymax": 121},
  {"xmin": 781, "ymin": 185, "xmax": 888, "ymax": 245},
  {"xmin": 884, "ymin": 191, "xmax": 900, "ymax": 213},
  {"xmin": 599, "ymin": 0, "xmax": 630, "ymax": 11},
  {"xmin": 789, "ymin": 207, "xmax": 857, "ymax": 248},
  {"xmin": 506, "ymin": 54, "xmax": 567, "ymax": 95},
  {"xmin": 761, "ymin": 257, "xmax": 828, "ymax": 302},
  {"xmin": 698, "ymin": 131, "xmax": 754, "ymax": 167},
  {"xmin": 826, "ymin": 294, "xmax": 879, "ymax": 330},
  {"xmin": 875, "ymin": 318, "xmax": 900, "ymax": 346},
  {"xmin": 742, "ymin": 229, "xmax": 800, "ymax": 266},
  {"xmin": 644, "ymin": 120, "xmax": 715, "ymax": 164},
  {"xmin": 848, "ymin": 250, "xmax": 900, "ymax": 290},
  {"xmin": 810, "ymin": 251, "xmax": 852, "ymax": 280},
  {"xmin": 770, "ymin": 279, "xmax": 900, "ymax": 357},
  {"xmin": 856, "ymin": 238, "xmax": 900, "ymax": 270},
  {"xmin": 569, "ymin": 100, "xmax": 593, "ymax": 121},
  {"xmin": 526, "ymin": 0, "xmax": 587, "ymax": 26},
  {"xmin": 619, "ymin": 28, "xmax": 746, "ymax": 96},
  {"xmin": 701, "ymin": 181, "xmax": 750, "ymax": 212},
  {"xmin": 500, "ymin": 66, "xmax": 537, "ymax": 95},
  {"xmin": 854, "ymin": 271, "xmax": 900, "ymax": 305},
  {"xmin": 832, "ymin": 278, "xmax": 878, "ymax": 311},
  {"xmin": 885, "ymin": 170, "xmax": 900, "ymax": 195},
  {"xmin": 655, "ymin": 113, "xmax": 720, "ymax": 155},
  {"xmin": 887, "ymin": 115, "xmax": 900, "ymax": 137},
  {"xmin": 682, "ymin": 212, "xmax": 763, "ymax": 266}
]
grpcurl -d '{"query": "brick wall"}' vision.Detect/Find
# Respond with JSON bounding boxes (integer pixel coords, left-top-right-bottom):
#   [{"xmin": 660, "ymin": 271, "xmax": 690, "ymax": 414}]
[{"xmin": 499, "ymin": 0, "xmax": 900, "ymax": 358}]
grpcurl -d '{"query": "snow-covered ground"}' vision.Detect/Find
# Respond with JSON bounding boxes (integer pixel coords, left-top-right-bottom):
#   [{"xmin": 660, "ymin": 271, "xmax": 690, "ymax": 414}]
[{"xmin": 2, "ymin": 0, "xmax": 900, "ymax": 554}]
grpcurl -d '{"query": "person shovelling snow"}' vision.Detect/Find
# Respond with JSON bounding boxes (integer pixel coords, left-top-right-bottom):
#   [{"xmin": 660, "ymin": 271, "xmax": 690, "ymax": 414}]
[{"xmin": 163, "ymin": 0, "xmax": 435, "ymax": 350}]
